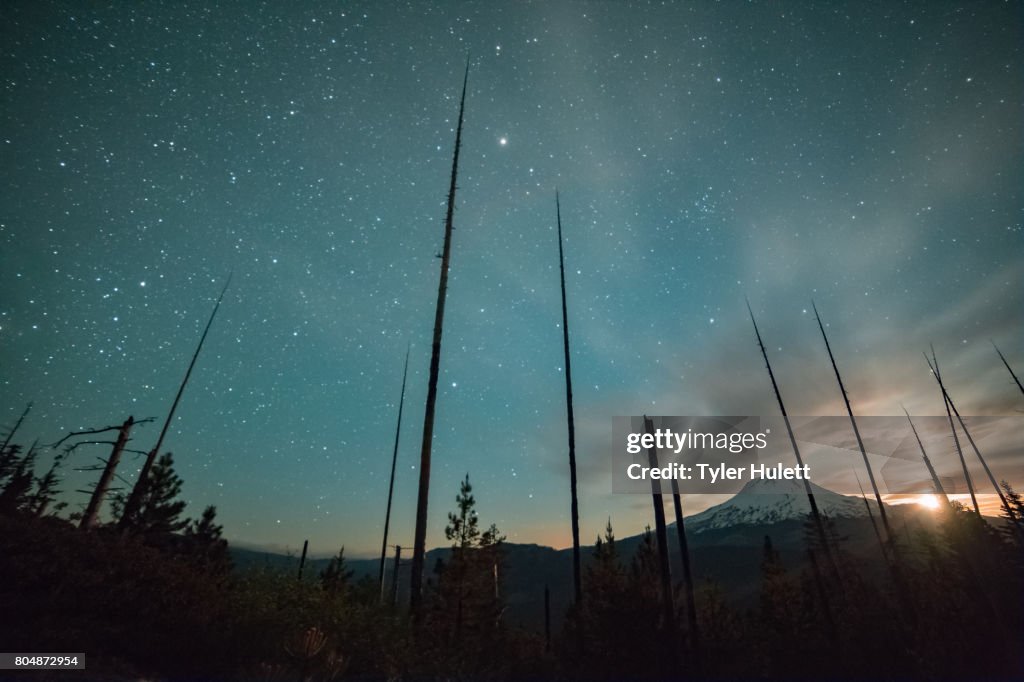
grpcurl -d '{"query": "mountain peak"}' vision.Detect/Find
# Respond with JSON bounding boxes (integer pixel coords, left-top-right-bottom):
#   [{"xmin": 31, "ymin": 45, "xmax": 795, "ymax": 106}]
[{"xmin": 685, "ymin": 478, "xmax": 871, "ymax": 533}]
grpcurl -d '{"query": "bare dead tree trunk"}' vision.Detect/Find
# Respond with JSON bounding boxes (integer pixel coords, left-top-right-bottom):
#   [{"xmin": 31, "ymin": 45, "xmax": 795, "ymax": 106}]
[
  {"xmin": 747, "ymin": 300, "xmax": 840, "ymax": 574},
  {"xmin": 952, "ymin": 412, "xmax": 1020, "ymax": 528},
  {"xmin": 810, "ymin": 304, "xmax": 918, "ymax": 623},
  {"xmin": 992, "ymin": 340, "xmax": 1024, "ymax": 398},
  {"xmin": 298, "ymin": 539, "xmax": 309, "ymax": 581},
  {"xmin": 669, "ymin": 477, "xmax": 700, "ymax": 665},
  {"xmin": 912, "ymin": 364, "xmax": 1020, "ymax": 661},
  {"xmin": 901, "ymin": 406, "xmax": 950, "ymax": 506},
  {"xmin": 80, "ymin": 416, "xmax": 134, "ymax": 530},
  {"xmin": 812, "ymin": 302, "xmax": 895, "ymax": 545},
  {"xmin": 642, "ymin": 416, "xmax": 676, "ymax": 634},
  {"xmin": 926, "ymin": 349, "xmax": 1019, "ymax": 532},
  {"xmin": 924, "ymin": 350, "xmax": 980, "ymax": 515},
  {"xmin": 379, "ymin": 346, "xmax": 410, "ymax": 601},
  {"xmin": 410, "ymin": 58, "xmax": 470, "ymax": 615},
  {"xmin": 390, "ymin": 545, "xmax": 402, "ymax": 608},
  {"xmin": 556, "ymin": 191, "xmax": 583, "ymax": 607},
  {"xmin": 119, "ymin": 274, "xmax": 231, "ymax": 529}
]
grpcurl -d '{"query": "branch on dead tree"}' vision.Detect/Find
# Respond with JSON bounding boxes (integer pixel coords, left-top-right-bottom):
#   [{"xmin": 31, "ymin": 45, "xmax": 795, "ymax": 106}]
[
  {"xmin": 50, "ymin": 417, "xmax": 154, "ymax": 449},
  {"xmin": 52, "ymin": 427, "xmax": 121, "ymax": 449}
]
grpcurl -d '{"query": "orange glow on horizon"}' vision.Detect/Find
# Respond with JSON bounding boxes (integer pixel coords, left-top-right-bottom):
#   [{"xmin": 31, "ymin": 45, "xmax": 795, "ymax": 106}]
[{"xmin": 882, "ymin": 492, "xmax": 1005, "ymax": 516}]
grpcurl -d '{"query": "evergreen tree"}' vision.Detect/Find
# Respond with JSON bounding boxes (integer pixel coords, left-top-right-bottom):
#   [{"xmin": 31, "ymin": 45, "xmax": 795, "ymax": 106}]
[
  {"xmin": 188, "ymin": 504, "xmax": 224, "ymax": 542},
  {"xmin": 429, "ymin": 474, "xmax": 505, "ymax": 668},
  {"xmin": 570, "ymin": 526, "xmax": 667, "ymax": 678},
  {"xmin": 576, "ymin": 519, "xmax": 631, "ymax": 679},
  {"xmin": 29, "ymin": 458, "xmax": 63, "ymax": 517},
  {"xmin": 320, "ymin": 546, "xmax": 354, "ymax": 596},
  {"xmin": 185, "ymin": 504, "xmax": 231, "ymax": 571},
  {"xmin": 113, "ymin": 452, "xmax": 188, "ymax": 535},
  {"xmin": 999, "ymin": 480, "xmax": 1024, "ymax": 550},
  {"xmin": 0, "ymin": 444, "xmax": 36, "ymax": 516},
  {"xmin": 586, "ymin": 519, "xmax": 624, "ymax": 595},
  {"xmin": 0, "ymin": 442, "xmax": 22, "ymax": 482},
  {"xmin": 628, "ymin": 526, "xmax": 660, "ymax": 603},
  {"xmin": 446, "ymin": 473, "xmax": 481, "ymax": 551}
]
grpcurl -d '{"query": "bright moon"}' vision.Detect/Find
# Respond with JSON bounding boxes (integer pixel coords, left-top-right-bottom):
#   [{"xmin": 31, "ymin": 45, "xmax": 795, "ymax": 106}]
[{"xmin": 499, "ymin": 137, "xmax": 508, "ymax": 146}]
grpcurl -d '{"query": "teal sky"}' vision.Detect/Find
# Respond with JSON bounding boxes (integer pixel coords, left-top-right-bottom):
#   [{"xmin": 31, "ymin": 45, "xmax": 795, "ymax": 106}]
[{"xmin": 1, "ymin": 1, "xmax": 1021, "ymax": 557}]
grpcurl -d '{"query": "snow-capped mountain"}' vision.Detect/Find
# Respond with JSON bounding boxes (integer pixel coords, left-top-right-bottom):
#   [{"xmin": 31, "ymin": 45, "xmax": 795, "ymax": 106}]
[{"xmin": 685, "ymin": 477, "xmax": 873, "ymax": 533}]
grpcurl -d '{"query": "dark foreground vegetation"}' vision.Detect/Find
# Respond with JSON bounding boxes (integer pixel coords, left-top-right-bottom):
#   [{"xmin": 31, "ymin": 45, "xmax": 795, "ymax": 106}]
[{"xmin": 2, "ymin": 432, "xmax": 1023, "ymax": 681}]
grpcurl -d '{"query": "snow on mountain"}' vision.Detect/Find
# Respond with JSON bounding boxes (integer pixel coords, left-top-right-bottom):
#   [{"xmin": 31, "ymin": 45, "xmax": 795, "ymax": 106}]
[{"xmin": 684, "ymin": 477, "xmax": 872, "ymax": 533}]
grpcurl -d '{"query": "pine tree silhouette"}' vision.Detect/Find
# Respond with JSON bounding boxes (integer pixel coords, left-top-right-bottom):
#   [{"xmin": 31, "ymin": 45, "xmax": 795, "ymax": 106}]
[{"xmin": 114, "ymin": 452, "xmax": 188, "ymax": 535}]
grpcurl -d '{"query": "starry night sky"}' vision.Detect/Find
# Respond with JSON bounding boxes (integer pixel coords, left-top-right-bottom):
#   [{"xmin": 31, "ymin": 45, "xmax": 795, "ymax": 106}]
[{"xmin": 2, "ymin": 1, "xmax": 1021, "ymax": 557}]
